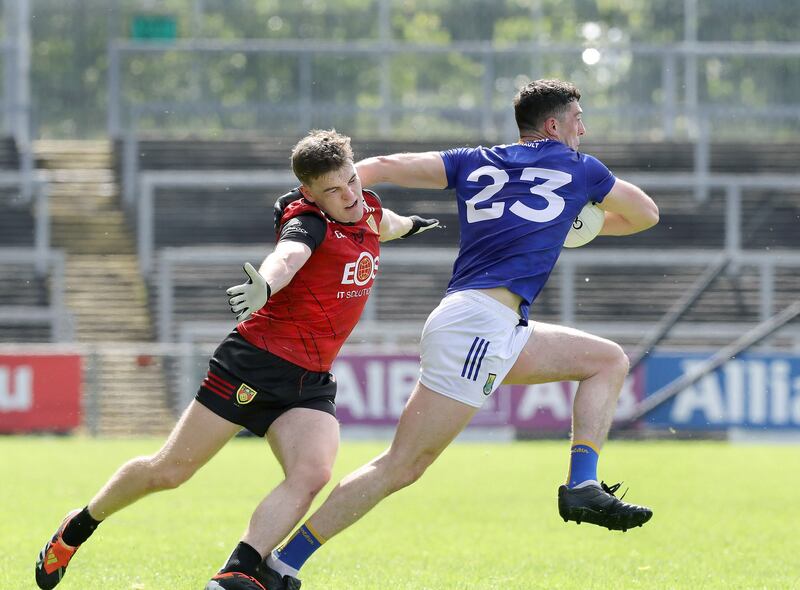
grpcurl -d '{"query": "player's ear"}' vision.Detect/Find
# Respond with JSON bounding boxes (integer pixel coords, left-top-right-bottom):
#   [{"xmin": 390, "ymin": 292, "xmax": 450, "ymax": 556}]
[
  {"xmin": 544, "ymin": 116, "xmax": 559, "ymax": 138},
  {"xmin": 299, "ymin": 185, "xmax": 316, "ymax": 203}
]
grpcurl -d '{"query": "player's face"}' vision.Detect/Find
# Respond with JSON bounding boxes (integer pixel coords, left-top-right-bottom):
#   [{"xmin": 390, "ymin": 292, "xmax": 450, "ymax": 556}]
[
  {"xmin": 301, "ymin": 162, "xmax": 364, "ymax": 223},
  {"xmin": 555, "ymin": 101, "xmax": 586, "ymax": 150}
]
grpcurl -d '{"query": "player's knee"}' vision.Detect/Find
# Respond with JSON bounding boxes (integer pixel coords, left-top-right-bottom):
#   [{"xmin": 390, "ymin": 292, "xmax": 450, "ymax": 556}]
[
  {"xmin": 387, "ymin": 453, "xmax": 434, "ymax": 492},
  {"xmin": 288, "ymin": 463, "xmax": 333, "ymax": 498},
  {"xmin": 605, "ymin": 341, "xmax": 630, "ymax": 377},
  {"xmin": 145, "ymin": 457, "xmax": 196, "ymax": 491}
]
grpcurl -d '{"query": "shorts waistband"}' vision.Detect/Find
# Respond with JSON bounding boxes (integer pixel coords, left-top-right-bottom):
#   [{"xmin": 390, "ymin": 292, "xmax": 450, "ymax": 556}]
[{"xmin": 442, "ymin": 289, "xmax": 523, "ymax": 325}]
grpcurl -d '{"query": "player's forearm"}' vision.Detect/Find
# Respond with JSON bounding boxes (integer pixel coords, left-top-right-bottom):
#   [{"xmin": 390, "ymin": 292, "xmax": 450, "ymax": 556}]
[
  {"xmin": 356, "ymin": 153, "xmax": 447, "ymax": 189},
  {"xmin": 258, "ymin": 248, "xmax": 309, "ymax": 295},
  {"xmin": 379, "ymin": 214, "xmax": 413, "ymax": 242},
  {"xmin": 598, "ymin": 181, "xmax": 659, "ymax": 236}
]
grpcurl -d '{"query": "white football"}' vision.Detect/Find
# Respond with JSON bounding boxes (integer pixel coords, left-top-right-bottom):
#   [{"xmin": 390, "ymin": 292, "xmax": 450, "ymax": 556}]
[{"xmin": 564, "ymin": 203, "xmax": 604, "ymax": 248}]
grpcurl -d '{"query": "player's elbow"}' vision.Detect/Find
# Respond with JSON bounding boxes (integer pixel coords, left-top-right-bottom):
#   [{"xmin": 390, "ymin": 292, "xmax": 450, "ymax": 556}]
[
  {"xmin": 640, "ymin": 199, "xmax": 659, "ymax": 230},
  {"xmin": 629, "ymin": 195, "xmax": 659, "ymax": 233}
]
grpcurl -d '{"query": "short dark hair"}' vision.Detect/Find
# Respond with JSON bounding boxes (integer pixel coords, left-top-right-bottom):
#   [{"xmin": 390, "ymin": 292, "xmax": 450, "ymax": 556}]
[
  {"xmin": 513, "ymin": 79, "xmax": 581, "ymax": 134},
  {"xmin": 291, "ymin": 129, "xmax": 354, "ymax": 185}
]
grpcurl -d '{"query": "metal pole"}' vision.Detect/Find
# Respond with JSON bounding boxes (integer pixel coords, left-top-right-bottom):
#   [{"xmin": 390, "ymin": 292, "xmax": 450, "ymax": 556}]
[
  {"xmin": 559, "ymin": 263, "xmax": 575, "ymax": 326},
  {"xmin": 378, "ymin": 0, "xmax": 392, "ymax": 137},
  {"xmin": 299, "ymin": 54, "xmax": 313, "ymax": 133},
  {"xmin": 684, "ymin": 0, "xmax": 699, "ymax": 138},
  {"xmin": 138, "ymin": 176, "xmax": 154, "ymax": 275},
  {"xmin": 628, "ymin": 255, "xmax": 729, "ymax": 371},
  {"xmin": 661, "ymin": 52, "xmax": 677, "ymax": 139},
  {"xmin": 482, "ymin": 53, "xmax": 495, "ymax": 139},
  {"xmin": 693, "ymin": 118, "xmax": 710, "ymax": 201},
  {"xmin": 725, "ymin": 184, "xmax": 741, "ymax": 258},
  {"xmin": 34, "ymin": 180, "xmax": 49, "ymax": 274},
  {"xmin": 85, "ymin": 349, "xmax": 100, "ymax": 436},
  {"xmin": 108, "ymin": 42, "xmax": 122, "ymax": 137},
  {"xmin": 157, "ymin": 253, "xmax": 174, "ymax": 342},
  {"xmin": 759, "ymin": 262, "xmax": 775, "ymax": 322}
]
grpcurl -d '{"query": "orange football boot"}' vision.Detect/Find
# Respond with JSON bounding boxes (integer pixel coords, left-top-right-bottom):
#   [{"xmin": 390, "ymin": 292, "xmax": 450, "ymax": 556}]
[{"xmin": 35, "ymin": 509, "xmax": 82, "ymax": 589}]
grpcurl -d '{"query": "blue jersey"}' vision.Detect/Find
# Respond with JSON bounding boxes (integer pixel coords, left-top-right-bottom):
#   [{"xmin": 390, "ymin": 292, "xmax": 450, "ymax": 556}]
[{"xmin": 441, "ymin": 140, "xmax": 616, "ymax": 321}]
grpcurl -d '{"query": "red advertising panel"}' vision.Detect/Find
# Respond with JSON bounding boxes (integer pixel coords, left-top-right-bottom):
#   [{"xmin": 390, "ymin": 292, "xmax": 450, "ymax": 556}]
[{"xmin": 0, "ymin": 355, "xmax": 82, "ymax": 433}]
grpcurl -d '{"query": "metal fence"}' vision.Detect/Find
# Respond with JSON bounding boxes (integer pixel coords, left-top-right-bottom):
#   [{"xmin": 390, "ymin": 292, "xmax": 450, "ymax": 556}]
[
  {"xmin": 108, "ymin": 38, "xmax": 800, "ymax": 142},
  {"xmin": 2, "ymin": 0, "xmax": 799, "ymax": 140}
]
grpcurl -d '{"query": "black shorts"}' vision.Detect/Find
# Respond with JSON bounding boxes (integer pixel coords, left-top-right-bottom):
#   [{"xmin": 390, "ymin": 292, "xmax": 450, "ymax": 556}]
[{"xmin": 195, "ymin": 330, "xmax": 337, "ymax": 437}]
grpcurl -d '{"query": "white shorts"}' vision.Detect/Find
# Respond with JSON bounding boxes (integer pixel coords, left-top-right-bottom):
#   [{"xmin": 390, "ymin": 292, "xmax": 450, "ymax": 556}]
[{"xmin": 419, "ymin": 290, "xmax": 534, "ymax": 408}]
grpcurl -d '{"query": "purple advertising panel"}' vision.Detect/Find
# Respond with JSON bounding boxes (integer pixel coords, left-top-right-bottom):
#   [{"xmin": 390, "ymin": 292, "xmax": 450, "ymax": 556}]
[{"xmin": 333, "ymin": 354, "xmax": 644, "ymax": 430}]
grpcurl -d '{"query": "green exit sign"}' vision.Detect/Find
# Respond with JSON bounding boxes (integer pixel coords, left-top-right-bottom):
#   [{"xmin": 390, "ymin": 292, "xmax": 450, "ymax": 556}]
[{"xmin": 132, "ymin": 15, "xmax": 177, "ymax": 40}]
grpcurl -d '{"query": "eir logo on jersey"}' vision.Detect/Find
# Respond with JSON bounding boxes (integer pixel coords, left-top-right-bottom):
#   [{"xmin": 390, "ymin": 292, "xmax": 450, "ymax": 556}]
[{"xmin": 341, "ymin": 252, "xmax": 379, "ymax": 286}]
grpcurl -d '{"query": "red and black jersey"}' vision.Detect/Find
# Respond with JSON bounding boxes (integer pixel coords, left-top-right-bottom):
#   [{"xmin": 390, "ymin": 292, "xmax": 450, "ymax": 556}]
[{"xmin": 237, "ymin": 190, "xmax": 383, "ymax": 372}]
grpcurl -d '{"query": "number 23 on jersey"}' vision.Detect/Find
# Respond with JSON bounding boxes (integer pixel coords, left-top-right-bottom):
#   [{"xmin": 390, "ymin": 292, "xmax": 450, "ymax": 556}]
[{"xmin": 465, "ymin": 166, "xmax": 572, "ymax": 224}]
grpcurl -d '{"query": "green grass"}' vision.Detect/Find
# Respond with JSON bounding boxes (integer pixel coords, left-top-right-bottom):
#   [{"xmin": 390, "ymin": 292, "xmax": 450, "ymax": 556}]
[{"xmin": 3, "ymin": 437, "xmax": 799, "ymax": 589}]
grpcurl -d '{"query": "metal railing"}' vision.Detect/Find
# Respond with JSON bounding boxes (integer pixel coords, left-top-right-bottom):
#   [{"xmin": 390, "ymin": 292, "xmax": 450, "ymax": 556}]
[
  {"xmin": 155, "ymin": 245, "xmax": 800, "ymax": 347},
  {"xmin": 0, "ymin": 171, "xmax": 50, "ymax": 271},
  {"xmin": 108, "ymin": 38, "xmax": 800, "ymax": 140},
  {"xmin": 134, "ymin": 170, "xmax": 800, "ymax": 277},
  {"xmin": 0, "ymin": 247, "xmax": 72, "ymax": 341},
  {"xmin": 136, "ymin": 170, "xmax": 296, "ymax": 274}
]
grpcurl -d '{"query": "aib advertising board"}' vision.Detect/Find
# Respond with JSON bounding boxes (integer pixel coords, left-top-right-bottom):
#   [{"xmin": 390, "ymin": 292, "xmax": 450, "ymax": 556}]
[
  {"xmin": 332, "ymin": 354, "xmax": 641, "ymax": 430},
  {"xmin": 0, "ymin": 354, "xmax": 82, "ymax": 433},
  {"xmin": 332, "ymin": 351, "xmax": 800, "ymax": 431}
]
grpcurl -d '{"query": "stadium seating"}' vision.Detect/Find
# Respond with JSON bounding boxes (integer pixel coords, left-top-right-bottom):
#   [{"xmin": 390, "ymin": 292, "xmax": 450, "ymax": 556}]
[
  {"xmin": 0, "ymin": 257, "xmax": 53, "ymax": 342},
  {"xmin": 118, "ymin": 137, "xmax": 800, "ymax": 250},
  {"xmin": 0, "ymin": 138, "xmax": 32, "ymax": 247},
  {"xmin": 116, "ymin": 137, "xmax": 800, "ymax": 348}
]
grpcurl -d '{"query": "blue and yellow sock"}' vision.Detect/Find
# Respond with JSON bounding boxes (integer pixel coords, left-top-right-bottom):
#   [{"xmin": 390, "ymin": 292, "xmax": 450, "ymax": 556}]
[
  {"xmin": 566, "ymin": 439, "xmax": 600, "ymax": 488},
  {"xmin": 273, "ymin": 522, "xmax": 325, "ymax": 574}
]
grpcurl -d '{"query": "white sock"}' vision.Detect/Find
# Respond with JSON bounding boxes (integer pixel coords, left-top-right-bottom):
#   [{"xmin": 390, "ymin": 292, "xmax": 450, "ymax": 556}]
[
  {"xmin": 266, "ymin": 551, "xmax": 301, "ymax": 579},
  {"xmin": 574, "ymin": 479, "xmax": 600, "ymax": 489}
]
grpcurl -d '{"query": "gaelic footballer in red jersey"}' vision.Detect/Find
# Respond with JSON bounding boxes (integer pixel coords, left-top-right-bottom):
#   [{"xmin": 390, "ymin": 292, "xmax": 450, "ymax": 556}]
[
  {"xmin": 33, "ymin": 129, "xmax": 439, "ymax": 590},
  {"xmin": 236, "ymin": 189, "xmax": 383, "ymax": 372}
]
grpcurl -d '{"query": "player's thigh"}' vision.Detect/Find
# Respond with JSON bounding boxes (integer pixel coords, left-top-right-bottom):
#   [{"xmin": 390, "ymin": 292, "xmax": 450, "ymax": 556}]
[
  {"xmin": 503, "ymin": 321, "xmax": 627, "ymax": 385},
  {"xmin": 154, "ymin": 399, "xmax": 242, "ymax": 467},
  {"xmin": 267, "ymin": 407, "xmax": 340, "ymax": 476},
  {"xmin": 388, "ymin": 381, "xmax": 478, "ymax": 466}
]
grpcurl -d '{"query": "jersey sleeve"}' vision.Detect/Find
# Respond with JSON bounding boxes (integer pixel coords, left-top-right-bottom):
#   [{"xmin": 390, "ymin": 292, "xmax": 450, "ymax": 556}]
[
  {"xmin": 582, "ymin": 154, "xmax": 616, "ymax": 203},
  {"xmin": 363, "ymin": 189, "xmax": 384, "ymax": 226},
  {"xmin": 441, "ymin": 147, "xmax": 473, "ymax": 190},
  {"xmin": 278, "ymin": 213, "xmax": 327, "ymax": 251}
]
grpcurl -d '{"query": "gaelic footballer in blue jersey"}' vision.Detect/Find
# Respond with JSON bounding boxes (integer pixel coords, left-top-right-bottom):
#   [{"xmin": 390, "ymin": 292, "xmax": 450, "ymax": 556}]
[{"xmin": 265, "ymin": 80, "xmax": 660, "ymax": 584}]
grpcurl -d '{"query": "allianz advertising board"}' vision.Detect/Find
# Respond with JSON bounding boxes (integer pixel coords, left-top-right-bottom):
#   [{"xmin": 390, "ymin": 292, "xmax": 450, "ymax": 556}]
[{"xmin": 643, "ymin": 352, "xmax": 800, "ymax": 430}]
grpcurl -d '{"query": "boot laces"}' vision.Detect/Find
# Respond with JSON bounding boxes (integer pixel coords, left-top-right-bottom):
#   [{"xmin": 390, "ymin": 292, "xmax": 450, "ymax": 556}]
[{"xmin": 600, "ymin": 480, "xmax": 628, "ymax": 500}]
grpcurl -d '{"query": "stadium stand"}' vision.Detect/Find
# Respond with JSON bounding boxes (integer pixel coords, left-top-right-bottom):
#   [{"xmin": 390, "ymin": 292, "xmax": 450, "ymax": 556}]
[
  {"xmin": 114, "ymin": 138, "xmax": 800, "ymax": 351},
  {"xmin": 118, "ymin": 137, "xmax": 800, "ymax": 249},
  {"xmin": 0, "ymin": 138, "xmax": 61, "ymax": 342}
]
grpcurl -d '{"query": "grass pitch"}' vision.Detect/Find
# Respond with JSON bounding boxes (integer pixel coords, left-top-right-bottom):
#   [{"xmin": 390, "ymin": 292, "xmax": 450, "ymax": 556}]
[{"xmin": 2, "ymin": 437, "xmax": 799, "ymax": 589}]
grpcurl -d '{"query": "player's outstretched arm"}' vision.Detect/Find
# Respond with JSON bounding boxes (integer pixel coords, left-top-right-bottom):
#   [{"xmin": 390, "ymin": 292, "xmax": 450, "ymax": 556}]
[
  {"xmin": 597, "ymin": 178, "xmax": 659, "ymax": 236},
  {"xmin": 378, "ymin": 207, "xmax": 440, "ymax": 242},
  {"xmin": 227, "ymin": 240, "xmax": 312, "ymax": 320},
  {"xmin": 356, "ymin": 151, "xmax": 448, "ymax": 189}
]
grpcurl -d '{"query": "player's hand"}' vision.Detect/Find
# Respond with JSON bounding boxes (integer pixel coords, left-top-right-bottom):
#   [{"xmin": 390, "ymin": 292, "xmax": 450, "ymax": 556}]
[
  {"xmin": 226, "ymin": 262, "xmax": 271, "ymax": 321},
  {"xmin": 274, "ymin": 191, "xmax": 303, "ymax": 233},
  {"xmin": 401, "ymin": 216, "xmax": 442, "ymax": 238}
]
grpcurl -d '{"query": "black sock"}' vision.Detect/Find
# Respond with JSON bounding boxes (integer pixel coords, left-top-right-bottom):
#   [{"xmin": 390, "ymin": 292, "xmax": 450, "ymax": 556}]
[
  {"xmin": 61, "ymin": 506, "xmax": 102, "ymax": 547},
  {"xmin": 221, "ymin": 542, "xmax": 263, "ymax": 578}
]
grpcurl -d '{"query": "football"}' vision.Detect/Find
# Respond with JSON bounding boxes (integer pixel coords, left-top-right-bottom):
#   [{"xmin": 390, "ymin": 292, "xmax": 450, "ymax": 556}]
[{"xmin": 564, "ymin": 203, "xmax": 605, "ymax": 248}]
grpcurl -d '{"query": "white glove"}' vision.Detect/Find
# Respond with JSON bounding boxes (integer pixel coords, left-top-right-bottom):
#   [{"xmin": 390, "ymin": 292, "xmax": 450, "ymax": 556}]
[{"xmin": 226, "ymin": 262, "xmax": 271, "ymax": 321}]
